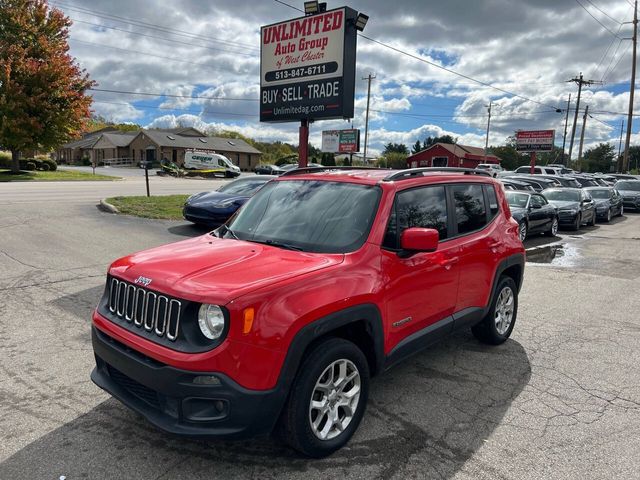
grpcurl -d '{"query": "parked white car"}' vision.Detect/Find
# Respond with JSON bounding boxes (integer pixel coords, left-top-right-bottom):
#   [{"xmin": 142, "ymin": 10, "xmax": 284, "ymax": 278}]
[{"xmin": 476, "ymin": 163, "xmax": 503, "ymax": 177}]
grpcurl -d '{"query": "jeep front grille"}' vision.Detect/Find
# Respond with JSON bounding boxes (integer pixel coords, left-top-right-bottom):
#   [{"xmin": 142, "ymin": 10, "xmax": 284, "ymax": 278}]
[{"xmin": 108, "ymin": 278, "xmax": 181, "ymax": 341}]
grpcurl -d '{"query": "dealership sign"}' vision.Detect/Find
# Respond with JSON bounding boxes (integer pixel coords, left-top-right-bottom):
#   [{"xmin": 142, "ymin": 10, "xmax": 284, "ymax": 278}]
[
  {"xmin": 515, "ymin": 130, "xmax": 555, "ymax": 152},
  {"xmin": 321, "ymin": 129, "xmax": 360, "ymax": 153},
  {"xmin": 260, "ymin": 7, "xmax": 357, "ymax": 122}
]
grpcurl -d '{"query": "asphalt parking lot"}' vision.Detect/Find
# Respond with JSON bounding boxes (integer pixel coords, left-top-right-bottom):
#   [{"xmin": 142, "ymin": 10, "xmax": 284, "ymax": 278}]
[{"xmin": 1, "ymin": 179, "xmax": 640, "ymax": 479}]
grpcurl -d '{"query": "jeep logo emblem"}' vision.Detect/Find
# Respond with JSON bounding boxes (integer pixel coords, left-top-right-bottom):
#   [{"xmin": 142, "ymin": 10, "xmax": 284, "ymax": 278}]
[{"xmin": 134, "ymin": 276, "xmax": 152, "ymax": 287}]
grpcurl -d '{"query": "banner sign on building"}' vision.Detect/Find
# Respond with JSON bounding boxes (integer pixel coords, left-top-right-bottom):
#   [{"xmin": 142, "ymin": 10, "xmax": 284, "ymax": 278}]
[
  {"xmin": 260, "ymin": 7, "xmax": 358, "ymax": 123},
  {"xmin": 321, "ymin": 129, "xmax": 360, "ymax": 153},
  {"xmin": 515, "ymin": 130, "xmax": 555, "ymax": 152}
]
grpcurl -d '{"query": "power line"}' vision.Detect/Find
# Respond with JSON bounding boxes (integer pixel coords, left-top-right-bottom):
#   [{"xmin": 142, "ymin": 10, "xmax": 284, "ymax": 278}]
[
  {"xmin": 70, "ymin": 38, "xmax": 219, "ymax": 69},
  {"xmin": 583, "ymin": 0, "xmax": 623, "ymax": 24},
  {"xmin": 51, "ymin": 1, "xmax": 259, "ymax": 52},
  {"xmin": 603, "ymin": 42, "xmax": 632, "ymax": 83},
  {"xmin": 574, "ymin": 0, "xmax": 621, "ymax": 38},
  {"xmin": 68, "ymin": 18, "xmax": 255, "ymax": 57}
]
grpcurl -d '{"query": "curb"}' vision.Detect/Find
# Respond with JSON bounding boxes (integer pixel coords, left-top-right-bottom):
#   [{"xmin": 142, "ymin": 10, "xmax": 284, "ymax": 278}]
[{"xmin": 98, "ymin": 198, "xmax": 119, "ymax": 214}]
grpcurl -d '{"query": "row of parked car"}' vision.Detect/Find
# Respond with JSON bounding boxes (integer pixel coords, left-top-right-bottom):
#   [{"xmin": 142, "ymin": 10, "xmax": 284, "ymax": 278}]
[
  {"xmin": 496, "ymin": 170, "xmax": 640, "ymax": 240},
  {"xmin": 253, "ymin": 162, "xmax": 322, "ymax": 175},
  {"xmin": 182, "ymin": 168, "xmax": 640, "ymax": 243}
]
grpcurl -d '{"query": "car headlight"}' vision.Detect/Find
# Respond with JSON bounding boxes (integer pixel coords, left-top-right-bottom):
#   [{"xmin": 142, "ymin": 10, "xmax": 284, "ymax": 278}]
[
  {"xmin": 216, "ymin": 200, "xmax": 237, "ymax": 208},
  {"xmin": 561, "ymin": 208, "xmax": 578, "ymax": 215},
  {"xmin": 198, "ymin": 304, "xmax": 226, "ymax": 340}
]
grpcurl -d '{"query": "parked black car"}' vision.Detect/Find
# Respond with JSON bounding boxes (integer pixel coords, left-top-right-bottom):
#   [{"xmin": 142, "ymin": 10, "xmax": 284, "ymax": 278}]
[
  {"xmin": 569, "ymin": 175, "xmax": 600, "ymax": 188},
  {"xmin": 254, "ymin": 164, "xmax": 285, "ymax": 175},
  {"xmin": 615, "ymin": 180, "xmax": 640, "ymax": 210},
  {"xmin": 536, "ymin": 175, "xmax": 582, "ymax": 188},
  {"xmin": 506, "ymin": 191, "xmax": 558, "ymax": 241},
  {"xmin": 183, "ymin": 175, "xmax": 276, "ymax": 226},
  {"xmin": 542, "ymin": 188, "xmax": 596, "ymax": 230},
  {"xmin": 505, "ymin": 175, "xmax": 561, "ymax": 192},
  {"xmin": 584, "ymin": 187, "xmax": 624, "ymax": 221},
  {"xmin": 501, "ymin": 179, "xmax": 536, "ymax": 191}
]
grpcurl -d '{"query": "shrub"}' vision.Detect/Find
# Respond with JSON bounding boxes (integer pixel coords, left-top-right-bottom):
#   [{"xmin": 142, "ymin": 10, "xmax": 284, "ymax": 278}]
[
  {"xmin": 82, "ymin": 157, "xmax": 92, "ymax": 166},
  {"xmin": 43, "ymin": 159, "xmax": 57, "ymax": 171},
  {"xmin": 25, "ymin": 161, "xmax": 36, "ymax": 171}
]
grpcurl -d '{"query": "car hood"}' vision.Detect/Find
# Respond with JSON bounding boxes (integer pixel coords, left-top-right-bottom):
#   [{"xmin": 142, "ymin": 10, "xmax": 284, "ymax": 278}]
[
  {"xmin": 188, "ymin": 191, "xmax": 248, "ymax": 206},
  {"xmin": 593, "ymin": 199, "xmax": 611, "ymax": 207},
  {"xmin": 547, "ymin": 200, "xmax": 580, "ymax": 210},
  {"xmin": 109, "ymin": 235, "xmax": 345, "ymax": 304},
  {"xmin": 617, "ymin": 189, "xmax": 640, "ymax": 197}
]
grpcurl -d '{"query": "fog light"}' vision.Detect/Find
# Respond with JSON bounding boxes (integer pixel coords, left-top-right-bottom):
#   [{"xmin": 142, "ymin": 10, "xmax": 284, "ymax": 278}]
[{"xmin": 193, "ymin": 375, "xmax": 221, "ymax": 386}]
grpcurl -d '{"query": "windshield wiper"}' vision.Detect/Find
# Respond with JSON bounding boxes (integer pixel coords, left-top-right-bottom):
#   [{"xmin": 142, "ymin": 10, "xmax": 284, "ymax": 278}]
[
  {"xmin": 216, "ymin": 224, "xmax": 239, "ymax": 240},
  {"xmin": 252, "ymin": 239, "xmax": 303, "ymax": 251}
]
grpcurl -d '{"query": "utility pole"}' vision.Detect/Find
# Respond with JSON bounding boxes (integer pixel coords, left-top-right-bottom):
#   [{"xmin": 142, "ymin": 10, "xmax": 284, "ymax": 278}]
[
  {"xmin": 617, "ymin": 120, "xmax": 625, "ymax": 170},
  {"xmin": 561, "ymin": 94, "xmax": 571, "ymax": 165},
  {"xmin": 567, "ymin": 73, "xmax": 601, "ymax": 163},
  {"xmin": 577, "ymin": 105, "xmax": 589, "ymax": 172},
  {"xmin": 484, "ymin": 101, "xmax": 492, "ymax": 162},
  {"xmin": 362, "ymin": 73, "xmax": 375, "ymax": 165},
  {"xmin": 622, "ymin": 0, "xmax": 638, "ymax": 173}
]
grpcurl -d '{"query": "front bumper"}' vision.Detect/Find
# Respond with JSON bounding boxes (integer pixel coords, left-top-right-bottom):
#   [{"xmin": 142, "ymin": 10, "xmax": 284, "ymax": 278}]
[
  {"xmin": 182, "ymin": 206, "xmax": 233, "ymax": 226},
  {"xmin": 622, "ymin": 198, "xmax": 640, "ymax": 209},
  {"xmin": 557, "ymin": 211, "xmax": 578, "ymax": 225},
  {"xmin": 91, "ymin": 326, "xmax": 286, "ymax": 439}
]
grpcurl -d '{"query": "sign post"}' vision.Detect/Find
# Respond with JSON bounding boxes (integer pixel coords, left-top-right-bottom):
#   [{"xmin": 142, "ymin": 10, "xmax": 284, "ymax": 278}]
[
  {"xmin": 515, "ymin": 130, "xmax": 555, "ymax": 174},
  {"xmin": 260, "ymin": 7, "xmax": 359, "ymax": 167}
]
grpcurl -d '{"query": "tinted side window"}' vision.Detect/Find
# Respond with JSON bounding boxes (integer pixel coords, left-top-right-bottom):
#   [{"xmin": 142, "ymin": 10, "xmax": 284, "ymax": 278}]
[
  {"xmin": 486, "ymin": 185, "xmax": 499, "ymax": 217},
  {"xmin": 383, "ymin": 186, "xmax": 448, "ymax": 249},
  {"xmin": 452, "ymin": 184, "xmax": 487, "ymax": 235}
]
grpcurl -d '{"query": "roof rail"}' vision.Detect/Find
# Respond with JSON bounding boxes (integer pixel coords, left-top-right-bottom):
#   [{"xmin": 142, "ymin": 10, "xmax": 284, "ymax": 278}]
[
  {"xmin": 383, "ymin": 167, "xmax": 493, "ymax": 182},
  {"xmin": 279, "ymin": 166, "xmax": 382, "ymax": 177}
]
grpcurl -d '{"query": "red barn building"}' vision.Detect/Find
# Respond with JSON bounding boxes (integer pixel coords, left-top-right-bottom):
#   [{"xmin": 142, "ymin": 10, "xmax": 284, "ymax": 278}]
[{"xmin": 406, "ymin": 143, "xmax": 501, "ymax": 169}]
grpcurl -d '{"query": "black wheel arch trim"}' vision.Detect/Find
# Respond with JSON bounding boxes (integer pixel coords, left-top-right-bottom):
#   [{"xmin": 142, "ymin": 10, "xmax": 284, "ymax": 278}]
[{"xmin": 276, "ymin": 304, "xmax": 385, "ymax": 391}]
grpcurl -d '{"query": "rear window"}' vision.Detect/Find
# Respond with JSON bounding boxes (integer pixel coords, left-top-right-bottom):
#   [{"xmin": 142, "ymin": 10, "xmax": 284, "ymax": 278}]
[{"xmin": 452, "ymin": 184, "xmax": 487, "ymax": 235}]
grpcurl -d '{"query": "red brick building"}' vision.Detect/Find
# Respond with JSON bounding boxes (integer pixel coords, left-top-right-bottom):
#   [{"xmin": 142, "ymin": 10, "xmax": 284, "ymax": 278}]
[{"xmin": 406, "ymin": 143, "xmax": 501, "ymax": 169}]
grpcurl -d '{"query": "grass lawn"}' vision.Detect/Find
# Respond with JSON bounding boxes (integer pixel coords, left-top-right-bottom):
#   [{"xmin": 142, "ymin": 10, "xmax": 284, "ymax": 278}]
[
  {"xmin": 0, "ymin": 168, "xmax": 121, "ymax": 182},
  {"xmin": 106, "ymin": 195, "xmax": 190, "ymax": 220}
]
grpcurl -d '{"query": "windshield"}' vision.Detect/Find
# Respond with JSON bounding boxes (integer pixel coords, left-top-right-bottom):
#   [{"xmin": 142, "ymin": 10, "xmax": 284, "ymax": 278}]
[
  {"xmin": 223, "ymin": 180, "xmax": 381, "ymax": 253},
  {"xmin": 587, "ymin": 189, "xmax": 610, "ymax": 199},
  {"xmin": 505, "ymin": 191, "xmax": 529, "ymax": 208},
  {"xmin": 218, "ymin": 178, "xmax": 269, "ymax": 195},
  {"xmin": 616, "ymin": 181, "xmax": 640, "ymax": 191},
  {"xmin": 543, "ymin": 189, "xmax": 581, "ymax": 202}
]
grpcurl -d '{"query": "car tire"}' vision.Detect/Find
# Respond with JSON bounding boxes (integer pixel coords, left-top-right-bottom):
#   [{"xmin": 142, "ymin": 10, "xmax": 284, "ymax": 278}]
[
  {"xmin": 589, "ymin": 211, "xmax": 596, "ymax": 226},
  {"xmin": 545, "ymin": 217, "xmax": 559, "ymax": 236},
  {"xmin": 472, "ymin": 276, "xmax": 518, "ymax": 345},
  {"xmin": 571, "ymin": 213, "xmax": 581, "ymax": 231},
  {"xmin": 518, "ymin": 221, "xmax": 528, "ymax": 242},
  {"xmin": 279, "ymin": 337, "xmax": 370, "ymax": 458},
  {"xmin": 619, "ymin": 205, "xmax": 624, "ymax": 217},
  {"xmin": 605, "ymin": 209, "xmax": 612, "ymax": 223}
]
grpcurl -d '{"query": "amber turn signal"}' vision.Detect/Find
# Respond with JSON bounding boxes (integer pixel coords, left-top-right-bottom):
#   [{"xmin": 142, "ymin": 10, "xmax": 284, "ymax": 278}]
[{"xmin": 242, "ymin": 308, "xmax": 255, "ymax": 334}]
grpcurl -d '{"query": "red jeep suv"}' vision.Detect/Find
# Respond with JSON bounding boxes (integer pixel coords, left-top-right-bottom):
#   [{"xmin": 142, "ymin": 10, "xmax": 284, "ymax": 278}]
[{"xmin": 91, "ymin": 167, "xmax": 525, "ymax": 457}]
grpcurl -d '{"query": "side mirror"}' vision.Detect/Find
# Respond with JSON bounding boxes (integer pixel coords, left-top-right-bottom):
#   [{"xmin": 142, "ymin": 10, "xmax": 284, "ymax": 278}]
[
  {"xmin": 400, "ymin": 228, "xmax": 439, "ymax": 254},
  {"xmin": 531, "ymin": 203, "xmax": 542, "ymax": 209}
]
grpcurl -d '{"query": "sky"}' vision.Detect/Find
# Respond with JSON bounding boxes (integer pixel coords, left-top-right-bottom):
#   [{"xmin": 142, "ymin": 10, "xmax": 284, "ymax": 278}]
[{"xmin": 52, "ymin": 0, "xmax": 640, "ymax": 157}]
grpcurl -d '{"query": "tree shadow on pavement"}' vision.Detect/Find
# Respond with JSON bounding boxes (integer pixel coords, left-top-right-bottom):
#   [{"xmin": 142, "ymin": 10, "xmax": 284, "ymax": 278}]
[
  {"xmin": 0, "ymin": 329, "xmax": 530, "ymax": 479},
  {"xmin": 167, "ymin": 223, "xmax": 212, "ymax": 238}
]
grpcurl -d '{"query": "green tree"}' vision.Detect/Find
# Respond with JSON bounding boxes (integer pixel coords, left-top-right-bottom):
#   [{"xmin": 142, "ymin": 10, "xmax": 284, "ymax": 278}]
[
  {"xmin": 411, "ymin": 139, "xmax": 422, "ymax": 154},
  {"xmin": 488, "ymin": 145, "xmax": 528, "ymax": 171},
  {"xmin": 582, "ymin": 143, "xmax": 615, "ymax": 173},
  {"xmin": 0, "ymin": 0, "xmax": 94, "ymax": 172},
  {"xmin": 383, "ymin": 142, "xmax": 409, "ymax": 155},
  {"xmin": 625, "ymin": 146, "xmax": 640, "ymax": 173},
  {"xmin": 379, "ymin": 151, "xmax": 408, "ymax": 169},
  {"xmin": 321, "ymin": 152, "xmax": 336, "ymax": 166},
  {"xmin": 424, "ymin": 135, "xmax": 456, "ymax": 147}
]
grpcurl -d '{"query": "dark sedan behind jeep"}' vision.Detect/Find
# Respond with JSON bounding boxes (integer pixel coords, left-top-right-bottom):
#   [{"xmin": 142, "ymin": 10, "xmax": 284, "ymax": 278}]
[
  {"xmin": 584, "ymin": 186, "xmax": 624, "ymax": 222},
  {"xmin": 183, "ymin": 175, "xmax": 276, "ymax": 227},
  {"xmin": 541, "ymin": 188, "xmax": 596, "ymax": 231},
  {"xmin": 615, "ymin": 180, "xmax": 640, "ymax": 211},
  {"xmin": 506, "ymin": 191, "xmax": 558, "ymax": 241}
]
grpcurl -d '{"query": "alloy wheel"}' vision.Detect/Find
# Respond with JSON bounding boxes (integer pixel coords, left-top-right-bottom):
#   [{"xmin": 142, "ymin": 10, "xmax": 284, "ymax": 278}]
[
  {"xmin": 309, "ymin": 359, "xmax": 361, "ymax": 441},
  {"xmin": 518, "ymin": 222, "xmax": 527, "ymax": 242},
  {"xmin": 551, "ymin": 218, "xmax": 558, "ymax": 236},
  {"xmin": 494, "ymin": 286, "xmax": 515, "ymax": 335},
  {"xmin": 607, "ymin": 209, "xmax": 612, "ymax": 222}
]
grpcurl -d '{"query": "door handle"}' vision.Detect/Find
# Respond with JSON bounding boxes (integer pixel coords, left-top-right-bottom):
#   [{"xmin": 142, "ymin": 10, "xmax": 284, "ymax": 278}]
[{"xmin": 439, "ymin": 256, "xmax": 459, "ymax": 270}]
